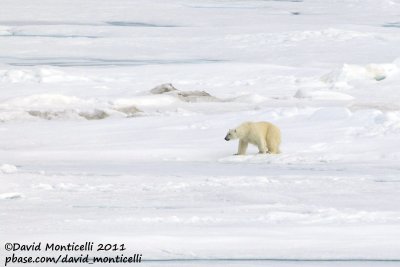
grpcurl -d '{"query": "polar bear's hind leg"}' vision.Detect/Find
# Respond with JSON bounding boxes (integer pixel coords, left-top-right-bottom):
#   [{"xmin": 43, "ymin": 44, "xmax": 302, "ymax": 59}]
[
  {"xmin": 267, "ymin": 138, "xmax": 280, "ymax": 154},
  {"xmin": 257, "ymin": 138, "xmax": 268, "ymax": 154}
]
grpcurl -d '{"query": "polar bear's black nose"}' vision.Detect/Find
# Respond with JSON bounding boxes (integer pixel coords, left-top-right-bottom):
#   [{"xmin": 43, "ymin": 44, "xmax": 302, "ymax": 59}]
[{"xmin": 225, "ymin": 136, "xmax": 229, "ymax": 141}]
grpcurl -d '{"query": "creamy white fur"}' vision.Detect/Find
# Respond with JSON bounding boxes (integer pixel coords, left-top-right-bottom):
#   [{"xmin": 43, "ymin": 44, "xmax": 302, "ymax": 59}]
[{"xmin": 225, "ymin": 121, "xmax": 281, "ymax": 155}]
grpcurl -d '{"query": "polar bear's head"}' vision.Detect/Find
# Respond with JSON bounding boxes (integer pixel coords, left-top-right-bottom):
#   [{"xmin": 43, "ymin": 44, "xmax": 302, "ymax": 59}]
[{"xmin": 224, "ymin": 129, "xmax": 239, "ymax": 141}]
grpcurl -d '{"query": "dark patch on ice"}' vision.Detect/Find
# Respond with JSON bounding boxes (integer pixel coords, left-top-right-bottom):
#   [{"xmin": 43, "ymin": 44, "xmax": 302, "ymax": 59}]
[
  {"xmin": 291, "ymin": 12, "xmax": 301, "ymax": 15},
  {"xmin": 260, "ymin": 0, "xmax": 303, "ymax": 2},
  {"xmin": 72, "ymin": 205, "xmax": 132, "ymax": 209},
  {"xmin": 72, "ymin": 205, "xmax": 182, "ymax": 210},
  {"xmin": 0, "ymin": 20, "xmax": 179, "ymax": 28},
  {"xmin": 1, "ymin": 57, "xmax": 225, "ymax": 67},
  {"xmin": 150, "ymin": 83, "xmax": 221, "ymax": 103},
  {"xmin": 27, "ymin": 107, "xmax": 142, "ymax": 120},
  {"xmin": 188, "ymin": 5, "xmax": 270, "ymax": 9},
  {"xmin": 106, "ymin": 21, "xmax": 178, "ymax": 27},
  {"xmin": 113, "ymin": 105, "xmax": 142, "ymax": 117},
  {"xmin": 264, "ymin": 0, "xmax": 303, "ymax": 2},
  {"xmin": 0, "ymin": 193, "xmax": 22, "ymax": 200},
  {"xmin": 374, "ymin": 75, "xmax": 386, "ymax": 81},
  {"xmin": 1, "ymin": 34, "xmax": 99, "ymax": 39},
  {"xmin": 0, "ymin": 21, "xmax": 100, "ymax": 26},
  {"xmin": 28, "ymin": 110, "xmax": 71, "ymax": 120},
  {"xmin": 382, "ymin": 22, "xmax": 400, "ymax": 28},
  {"xmin": 150, "ymin": 83, "xmax": 178, "ymax": 94},
  {"xmin": 79, "ymin": 110, "xmax": 109, "ymax": 120},
  {"xmin": 27, "ymin": 109, "xmax": 110, "ymax": 120},
  {"xmin": 175, "ymin": 90, "xmax": 220, "ymax": 103}
]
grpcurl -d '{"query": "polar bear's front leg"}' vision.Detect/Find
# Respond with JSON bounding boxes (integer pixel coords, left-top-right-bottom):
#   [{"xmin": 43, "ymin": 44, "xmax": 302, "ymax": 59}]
[{"xmin": 236, "ymin": 140, "xmax": 248, "ymax": 155}]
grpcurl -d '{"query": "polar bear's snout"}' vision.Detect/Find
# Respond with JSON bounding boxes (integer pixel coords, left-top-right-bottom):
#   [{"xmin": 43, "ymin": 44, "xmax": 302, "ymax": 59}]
[{"xmin": 225, "ymin": 129, "xmax": 235, "ymax": 141}]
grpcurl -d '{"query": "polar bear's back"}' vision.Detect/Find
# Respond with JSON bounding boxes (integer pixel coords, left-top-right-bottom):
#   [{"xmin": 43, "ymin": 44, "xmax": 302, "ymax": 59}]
[
  {"xmin": 253, "ymin": 121, "xmax": 280, "ymax": 137},
  {"xmin": 237, "ymin": 121, "xmax": 281, "ymax": 145}
]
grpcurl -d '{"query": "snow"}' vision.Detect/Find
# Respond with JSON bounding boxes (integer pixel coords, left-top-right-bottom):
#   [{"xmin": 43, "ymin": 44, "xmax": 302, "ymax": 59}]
[
  {"xmin": 0, "ymin": 164, "xmax": 18, "ymax": 174},
  {"xmin": 1, "ymin": 0, "xmax": 400, "ymax": 266}
]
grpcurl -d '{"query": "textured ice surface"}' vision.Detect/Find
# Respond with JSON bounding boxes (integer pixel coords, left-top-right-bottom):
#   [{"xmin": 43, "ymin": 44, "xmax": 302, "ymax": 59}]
[{"xmin": 1, "ymin": 0, "xmax": 400, "ymax": 265}]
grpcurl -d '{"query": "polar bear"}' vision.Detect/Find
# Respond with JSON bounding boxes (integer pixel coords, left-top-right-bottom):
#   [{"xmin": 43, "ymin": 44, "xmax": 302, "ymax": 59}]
[{"xmin": 225, "ymin": 121, "xmax": 281, "ymax": 155}]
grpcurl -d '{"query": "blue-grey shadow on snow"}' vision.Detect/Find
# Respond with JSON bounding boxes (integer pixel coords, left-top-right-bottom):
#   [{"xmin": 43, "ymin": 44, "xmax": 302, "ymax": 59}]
[
  {"xmin": 383, "ymin": 22, "xmax": 400, "ymax": 28},
  {"xmin": 0, "ymin": 34, "xmax": 99, "ymax": 39},
  {"xmin": 1, "ymin": 57, "xmax": 226, "ymax": 67},
  {"xmin": 0, "ymin": 21, "xmax": 100, "ymax": 26},
  {"xmin": 264, "ymin": 0, "xmax": 302, "ymax": 2},
  {"xmin": 106, "ymin": 21, "xmax": 179, "ymax": 27},
  {"xmin": 0, "ymin": 20, "xmax": 180, "ymax": 28}
]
